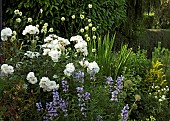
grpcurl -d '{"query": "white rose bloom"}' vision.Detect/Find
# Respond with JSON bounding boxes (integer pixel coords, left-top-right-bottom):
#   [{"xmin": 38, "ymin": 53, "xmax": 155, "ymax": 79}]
[
  {"xmin": 44, "ymin": 36, "xmax": 53, "ymax": 43},
  {"xmin": 87, "ymin": 61, "xmax": 100, "ymax": 74},
  {"xmin": 70, "ymin": 35, "xmax": 84, "ymax": 43},
  {"xmin": 39, "ymin": 77, "xmax": 51, "ymax": 89},
  {"xmin": 22, "ymin": 25, "xmax": 39, "ymax": 35},
  {"xmin": 26, "ymin": 72, "xmax": 38, "ymax": 84},
  {"xmin": 82, "ymin": 47, "xmax": 88, "ymax": 56},
  {"xmin": 84, "ymin": 60, "xmax": 89, "ymax": 67},
  {"xmin": 48, "ymin": 50, "xmax": 61, "ymax": 62},
  {"xmin": 57, "ymin": 37, "xmax": 70, "ymax": 46},
  {"xmin": 74, "ymin": 41, "xmax": 87, "ymax": 50},
  {"xmin": 1, "ymin": 64, "xmax": 14, "ymax": 74},
  {"xmin": 1, "ymin": 28, "xmax": 12, "ymax": 41},
  {"xmin": 43, "ymin": 49, "xmax": 50, "ymax": 55},
  {"xmin": 46, "ymin": 81, "xmax": 59, "ymax": 91},
  {"xmin": 24, "ymin": 51, "xmax": 40, "ymax": 58},
  {"xmin": 64, "ymin": 63, "xmax": 75, "ymax": 76}
]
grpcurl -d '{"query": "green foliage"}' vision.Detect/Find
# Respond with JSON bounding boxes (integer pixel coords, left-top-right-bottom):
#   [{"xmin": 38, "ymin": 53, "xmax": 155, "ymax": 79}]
[
  {"xmin": 154, "ymin": 2, "xmax": 170, "ymax": 29},
  {"xmin": 123, "ymin": 49, "xmax": 150, "ymax": 78},
  {"xmin": 3, "ymin": 0, "xmax": 126, "ymax": 38}
]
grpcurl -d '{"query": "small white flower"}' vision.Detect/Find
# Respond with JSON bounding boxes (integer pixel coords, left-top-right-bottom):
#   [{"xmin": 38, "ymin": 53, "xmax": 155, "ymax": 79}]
[
  {"xmin": 92, "ymin": 27, "xmax": 96, "ymax": 31},
  {"xmin": 92, "ymin": 35, "xmax": 96, "ymax": 40},
  {"xmin": 10, "ymin": 36, "xmax": 16, "ymax": 41},
  {"xmin": 16, "ymin": 18, "xmax": 21, "ymax": 23},
  {"xmin": 44, "ymin": 23, "xmax": 48, "ymax": 27},
  {"xmin": 72, "ymin": 15, "xmax": 75, "ymax": 19},
  {"xmin": 80, "ymin": 14, "xmax": 84, "ymax": 19},
  {"xmin": 36, "ymin": 24, "xmax": 39, "ymax": 28},
  {"xmin": 85, "ymin": 34, "xmax": 88, "ymax": 38},
  {"xmin": 85, "ymin": 26, "xmax": 89, "ymax": 31},
  {"xmin": 14, "ymin": 10, "xmax": 20, "ymax": 15},
  {"xmin": 40, "ymin": 9, "xmax": 43, "ymax": 13},
  {"xmin": 19, "ymin": 12, "xmax": 22, "ymax": 16},
  {"xmin": 86, "ymin": 37, "xmax": 90, "ymax": 41},
  {"xmin": 80, "ymin": 28, "xmax": 84, "ymax": 33},
  {"xmin": 92, "ymin": 49, "xmax": 96, "ymax": 52},
  {"xmin": 88, "ymin": 4, "xmax": 92, "ymax": 8},
  {"xmin": 64, "ymin": 63, "xmax": 75, "ymax": 77},
  {"xmin": 61, "ymin": 17, "xmax": 65, "ymax": 21},
  {"xmin": 89, "ymin": 23, "xmax": 92, "ymax": 27},
  {"xmin": 88, "ymin": 19, "xmax": 91, "ymax": 22},
  {"xmin": 48, "ymin": 28, "xmax": 54, "ymax": 32},
  {"xmin": 13, "ymin": 31, "xmax": 17, "ymax": 35},
  {"xmin": 27, "ymin": 18, "xmax": 32, "ymax": 23}
]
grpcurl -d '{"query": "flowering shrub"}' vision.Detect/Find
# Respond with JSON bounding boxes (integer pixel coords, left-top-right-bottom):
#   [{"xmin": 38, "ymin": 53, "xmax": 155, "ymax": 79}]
[{"xmin": 0, "ymin": 10, "xmax": 131, "ymax": 121}]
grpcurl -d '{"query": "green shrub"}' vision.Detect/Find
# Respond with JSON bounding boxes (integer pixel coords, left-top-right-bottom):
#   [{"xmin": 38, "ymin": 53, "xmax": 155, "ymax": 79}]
[{"xmin": 3, "ymin": 0, "xmax": 126, "ymax": 38}]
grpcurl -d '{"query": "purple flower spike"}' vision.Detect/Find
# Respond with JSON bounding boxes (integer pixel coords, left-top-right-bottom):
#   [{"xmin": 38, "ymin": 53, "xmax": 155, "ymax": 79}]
[
  {"xmin": 36, "ymin": 102, "xmax": 43, "ymax": 111},
  {"xmin": 83, "ymin": 92, "xmax": 90, "ymax": 100},
  {"xmin": 62, "ymin": 80, "xmax": 69, "ymax": 92},
  {"xmin": 106, "ymin": 76, "xmax": 114, "ymax": 85},
  {"xmin": 76, "ymin": 86, "xmax": 84, "ymax": 93},
  {"xmin": 121, "ymin": 104, "xmax": 129, "ymax": 121}
]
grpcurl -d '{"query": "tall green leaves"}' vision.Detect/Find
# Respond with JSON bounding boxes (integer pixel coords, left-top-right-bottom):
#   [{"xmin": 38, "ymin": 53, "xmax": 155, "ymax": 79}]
[{"xmin": 89, "ymin": 33, "xmax": 132, "ymax": 79}]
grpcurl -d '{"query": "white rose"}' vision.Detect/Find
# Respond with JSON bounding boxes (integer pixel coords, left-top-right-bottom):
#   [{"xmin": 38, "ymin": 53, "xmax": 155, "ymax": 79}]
[
  {"xmin": 1, "ymin": 28, "xmax": 12, "ymax": 41},
  {"xmin": 1, "ymin": 64, "xmax": 14, "ymax": 74},
  {"xmin": 64, "ymin": 63, "xmax": 75, "ymax": 76},
  {"xmin": 39, "ymin": 77, "xmax": 51, "ymax": 89}
]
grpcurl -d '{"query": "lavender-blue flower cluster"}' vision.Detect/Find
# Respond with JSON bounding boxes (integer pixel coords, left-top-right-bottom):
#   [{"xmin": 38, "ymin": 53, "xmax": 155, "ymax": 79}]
[
  {"xmin": 36, "ymin": 89, "xmax": 68, "ymax": 121},
  {"xmin": 121, "ymin": 104, "xmax": 129, "ymax": 121},
  {"xmin": 72, "ymin": 71, "xmax": 84, "ymax": 83},
  {"xmin": 106, "ymin": 76, "xmax": 124, "ymax": 101},
  {"xmin": 62, "ymin": 80, "xmax": 69, "ymax": 92},
  {"xmin": 76, "ymin": 86, "xmax": 90, "ymax": 118}
]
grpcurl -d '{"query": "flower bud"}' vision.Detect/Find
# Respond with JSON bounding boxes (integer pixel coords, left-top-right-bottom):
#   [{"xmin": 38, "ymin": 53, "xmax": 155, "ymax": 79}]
[
  {"xmin": 88, "ymin": 4, "xmax": 92, "ymax": 9},
  {"xmin": 16, "ymin": 18, "xmax": 21, "ymax": 23},
  {"xmin": 61, "ymin": 17, "xmax": 65, "ymax": 21},
  {"xmin": 135, "ymin": 94, "xmax": 141, "ymax": 101}
]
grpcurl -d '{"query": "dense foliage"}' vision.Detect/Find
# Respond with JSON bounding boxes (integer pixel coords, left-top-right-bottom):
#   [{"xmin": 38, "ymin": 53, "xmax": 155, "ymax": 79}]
[{"xmin": 1, "ymin": 1, "xmax": 170, "ymax": 121}]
